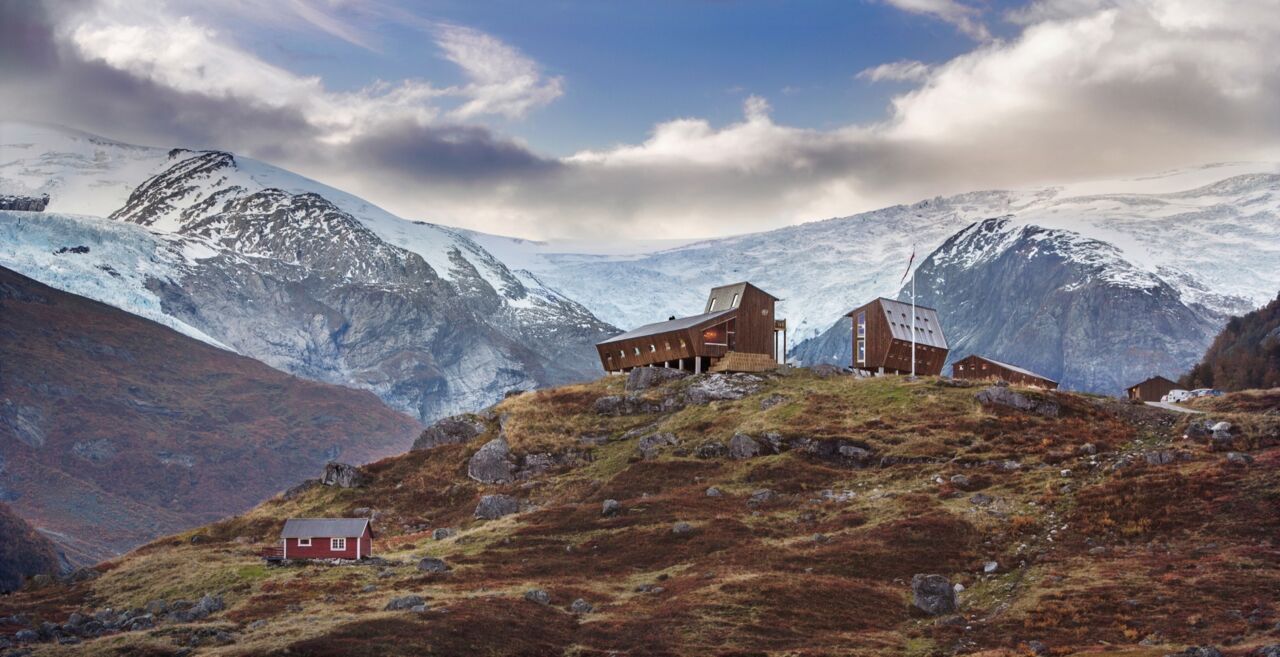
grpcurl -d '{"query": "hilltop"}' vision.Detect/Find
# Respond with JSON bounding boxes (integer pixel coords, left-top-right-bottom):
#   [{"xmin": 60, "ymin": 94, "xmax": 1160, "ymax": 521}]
[{"xmin": 0, "ymin": 370, "xmax": 1278, "ymax": 656}]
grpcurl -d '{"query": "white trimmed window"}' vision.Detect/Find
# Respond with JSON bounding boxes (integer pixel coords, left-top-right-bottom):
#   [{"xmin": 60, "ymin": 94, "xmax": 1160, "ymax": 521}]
[
  {"xmin": 297, "ymin": 538, "xmax": 312, "ymax": 547},
  {"xmin": 331, "ymin": 537, "xmax": 346, "ymax": 551}
]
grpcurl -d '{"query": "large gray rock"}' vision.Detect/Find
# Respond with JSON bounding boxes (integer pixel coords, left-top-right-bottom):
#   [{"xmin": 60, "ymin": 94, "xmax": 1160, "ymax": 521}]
[
  {"xmin": 601, "ymin": 499, "xmax": 622, "ymax": 517},
  {"xmin": 975, "ymin": 386, "xmax": 1059, "ymax": 418},
  {"xmin": 637, "ymin": 432, "xmax": 679, "ymax": 460},
  {"xmin": 384, "ymin": 595, "xmax": 425, "ymax": 611},
  {"xmin": 474, "ymin": 494, "xmax": 520, "ymax": 520},
  {"xmin": 524, "ymin": 589, "xmax": 551, "ymax": 605},
  {"xmin": 728, "ymin": 434, "xmax": 762, "ymax": 459},
  {"xmin": 625, "ymin": 367, "xmax": 690, "ymax": 392},
  {"xmin": 911, "ymin": 574, "xmax": 958, "ymax": 616},
  {"xmin": 683, "ymin": 373, "xmax": 763, "ymax": 405},
  {"xmin": 416, "ymin": 557, "xmax": 450, "ymax": 574},
  {"xmin": 413, "ymin": 415, "xmax": 488, "ymax": 451},
  {"xmin": 320, "ymin": 462, "xmax": 366, "ymax": 488},
  {"xmin": 467, "ymin": 438, "xmax": 515, "ymax": 484},
  {"xmin": 593, "ymin": 394, "xmax": 683, "ymax": 416}
]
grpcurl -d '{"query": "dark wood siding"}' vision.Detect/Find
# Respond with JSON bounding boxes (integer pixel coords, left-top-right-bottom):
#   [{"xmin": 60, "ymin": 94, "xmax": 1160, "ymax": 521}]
[
  {"xmin": 951, "ymin": 355, "xmax": 1058, "ymax": 389},
  {"xmin": 1126, "ymin": 376, "xmax": 1176, "ymax": 401},
  {"xmin": 847, "ymin": 299, "xmax": 948, "ymax": 375},
  {"xmin": 284, "ymin": 526, "xmax": 373, "ymax": 560},
  {"xmin": 733, "ymin": 284, "xmax": 777, "ymax": 359}
]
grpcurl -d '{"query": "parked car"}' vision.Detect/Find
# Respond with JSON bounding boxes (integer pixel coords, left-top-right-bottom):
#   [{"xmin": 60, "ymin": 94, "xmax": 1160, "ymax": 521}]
[
  {"xmin": 1189, "ymin": 388, "xmax": 1223, "ymax": 398},
  {"xmin": 1162, "ymin": 389, "xmax": 1193, "ymax": 403}
]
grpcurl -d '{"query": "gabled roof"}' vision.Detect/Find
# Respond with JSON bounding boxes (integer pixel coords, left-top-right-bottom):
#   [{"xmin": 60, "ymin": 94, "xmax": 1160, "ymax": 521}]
[
  {"xmin": 704, "ymin": 282, "xmax": 779, "ymax": 313},
  {"xmin": 597, "ymin": 309, "xmax": 735, "ymax": 346},
  {"xmin": 281, "ymin": 518, "xmax": 371, "ymax": 539},
  {"xmin": 961, "ymin": 354, "xmax": 1057, "ymax": 384},
  {"xmin": 848, "ymin": 298, "xmax": 948, "ymax": 349},
  {"xmin": 1128, "ymin": 375, "xmax": 1176, "ymax": 389}
]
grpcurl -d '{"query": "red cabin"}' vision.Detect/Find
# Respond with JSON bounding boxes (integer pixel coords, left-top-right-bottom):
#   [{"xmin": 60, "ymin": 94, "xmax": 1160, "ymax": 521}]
[{"xmin": 280, "ymin": 518, "xmax": 374, "ymax": 560}]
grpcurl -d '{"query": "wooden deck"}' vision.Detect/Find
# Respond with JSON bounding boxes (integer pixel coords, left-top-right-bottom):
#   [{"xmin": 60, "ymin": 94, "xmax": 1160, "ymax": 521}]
[{"xmin": 710, "ymin": 351, "xmax": 778, "ymax": 373}]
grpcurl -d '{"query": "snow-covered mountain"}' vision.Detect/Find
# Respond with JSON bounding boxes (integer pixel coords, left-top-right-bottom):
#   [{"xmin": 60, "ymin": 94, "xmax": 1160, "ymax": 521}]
[{"xmin": 0, "ymin": 123, "xmax": 615, "ymax": 420}]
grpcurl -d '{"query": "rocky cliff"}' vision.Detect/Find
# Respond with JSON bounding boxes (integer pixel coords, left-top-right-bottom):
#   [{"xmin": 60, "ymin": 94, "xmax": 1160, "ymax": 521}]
[{"xmin": 0, "ymin": 502, "xmax": 63, "ymax": 593}]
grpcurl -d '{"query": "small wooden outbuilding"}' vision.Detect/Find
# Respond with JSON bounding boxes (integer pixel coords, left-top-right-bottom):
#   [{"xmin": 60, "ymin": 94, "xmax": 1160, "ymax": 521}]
[
  {"xmin": 952, "ymin": 355, "xmax": 1058, "ymax": 389},
  {"xmin": 845, "ymin": 298, "xmax": 948, "ymax": 376},
  {"xmin": 597, "ymin": 282, "xmax": 784, "ymax": 373},
  {"xmin": 1125, "ymin": 376, "xmax": 1177, "ymax": 401},
  {"xmin": 278, "ymin": 518, "xmax": 373, "ymax": 561}
]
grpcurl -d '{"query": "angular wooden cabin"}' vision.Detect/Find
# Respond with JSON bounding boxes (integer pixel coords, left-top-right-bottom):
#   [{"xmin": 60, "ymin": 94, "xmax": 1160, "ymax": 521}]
[
  {"xmin": 845, "ymin": 298, "xmax": 948, "ymax": 375},
  {"xmin": 952, "ymin": 354, "xmax": 1058, "ymax": 389},
  {"xmin": 1126, "ymin": 375, "xmax": 1177, "ymax": 401},
  {"xmin": 597, "ymin": 282, "xmax": 784, "ymax": 373}
]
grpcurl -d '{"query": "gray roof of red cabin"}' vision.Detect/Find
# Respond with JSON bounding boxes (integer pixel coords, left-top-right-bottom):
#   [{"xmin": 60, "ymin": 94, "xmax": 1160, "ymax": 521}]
[
  {"xmin": 597, "ymin": 309, "xmax": 735, "ymax": 345},
  {"xmin": 281, "ymin": 518, "xmax": 371, "ymax": 539},
  {"xmin": 962, "ymin": 354, "xmax": 1057, "ymax": 384}
]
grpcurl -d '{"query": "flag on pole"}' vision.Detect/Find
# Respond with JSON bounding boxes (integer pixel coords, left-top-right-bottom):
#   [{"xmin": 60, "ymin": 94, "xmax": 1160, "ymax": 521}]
[{"xmin": 900, "ymin": 247, "xmax": 916, "ymax": 284}]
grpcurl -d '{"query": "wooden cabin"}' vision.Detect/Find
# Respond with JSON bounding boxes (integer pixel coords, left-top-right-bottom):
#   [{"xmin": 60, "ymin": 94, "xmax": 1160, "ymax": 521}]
[
  {"xmin": 277, "ymin": 518, "xmax": 373, "ymax": 561},
  {"xmin": 951, "ymin": 354, "xmax": 1058, "ymax": 389},
  {"xmin": 597, "ymin": 282, "xmax": 783, "ymax": 373},
  {"xmin": 845, "ymin": 298, "xmax": 948, "ymax": 376},
  {"xmin": 1126, "ymin": 376, "xmax": 1177, "ymax": 401}
]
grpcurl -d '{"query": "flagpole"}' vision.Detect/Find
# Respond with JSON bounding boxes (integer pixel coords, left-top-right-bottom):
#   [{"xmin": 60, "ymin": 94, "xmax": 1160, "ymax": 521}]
[{"xmin": 911, "ymin": 258, "xmax": 916, "ymax": 378}]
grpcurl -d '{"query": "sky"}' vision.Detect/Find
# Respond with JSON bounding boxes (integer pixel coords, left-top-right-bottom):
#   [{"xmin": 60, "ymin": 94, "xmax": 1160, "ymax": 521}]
[{"xmin": 2, "ymin": 0, "xmax": 1279, "ymax": 241}]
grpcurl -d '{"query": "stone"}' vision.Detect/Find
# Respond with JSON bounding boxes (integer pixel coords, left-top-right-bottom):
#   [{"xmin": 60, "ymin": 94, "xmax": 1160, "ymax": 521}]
[
  {"xmin": 911, "ymin": 574, "xmax": 958, "ymax": 616},
  {"xmin": 1253, "ymin": 646, "xmax": 1280, "ymax": 657},
  {"xmin": 417, "ymin": 557, "xmax": 450, "ymax": 574},
  {"xmin": 474, "ymin": 494, "xmax": 520, "ymax": 520},
  {"xmin": 759, "ymin": 393, "xmax": 788, "ymax": 410},
  {"xmin": 14, "ymin": 629, "xmax": 38, "ymax": 643},
  {"xmin": 1078, "ymin": 443, "xmax": 1098, "ymax": 455},
  {"xmin": 524, "ymin": 589, "xmax": 551, "ymax": 605},
  {"xmin": 320, "ymin": 462, "xmax": 366, "ymax": 488},
  {"xmin": 145, "ymin": 599, "xmax": 168, "ymax": 615},
  {"xmin": 747, "ymin": 489, "xmax": 777, "ymax": 507},
  {"xmin": 693, "ymin": 441, "xmax": 728, "ymax": 459},
  {"xmin": 413, "ymin": 414, "xmax": 488, "ymax": 451},
  {"xmin": 247, "ymin": 620, "xmax": 268, "ymax": 631},
  {"xmin": 728, "ymin": 434, "xmax": 762, "ymax": 459},
  {"xmin": 467, "ymin": 437, "xmax": 516, "ymax": 484},
  {"xmin": 637, "ymin": 432, "xmax": 679, "ymax": 460},
  {"xmin": 672, "ymin": 521, "xmax": 694, "ymax": 535},
  {"xmin": 625, "ymin": 367, "xmax": 690, "ymax": 392},
  {"xmin": 705, "ymin": 487, "xmax": 723, "ymax": 497},
  {"xmin": 1225, "ymin": 452, "xmax": 1254, "ymax": 466},
  {"xmin": 970, "ymin": 493, "xmax": 994, "ymax": 506},
  {"xmin": 432, "ymin": 527, "xmax": 457, "ymax": 540},
  {"xmin": 384, "ymin": 595, "xmax": 426, "ymax": 611},
  {"xmin": 593, "ymin": 395, "xmax": 681, "ymax": 416},
  {"xmin": 949, "ymin": 474, "xmax": 972, "ymax": 489},
  {"xmin": 601, "ymin": 499, "xmax": 622, "ymax": 517},
  {"xmin": 975, "ymin": 386, "xmax": 1059, "ymax": 418},
  {"xmin": 1164, "ymin": 648, "xmax": 1223, "ymax": 657},
  {"xmin": 812, "ymin": 533, "xmax": 830, "ymax": 543},
  {"xmin": 983, "ymin": 561, "xmax": 998, "ymax": 574},
  {"xmin": 683, "ymin": 373, "xmax": 763, "ymax": 405},
  {"xmin": 570, "ymin": 598, "xmax": 594, "ymax": 614},
  {"xmin": 1027, "ymin": 640, "xmax": 1048, "ymax": 656},
  {"xmin": 1144, "ymin": 450, "xmax": 1178, "ymax": 466}
]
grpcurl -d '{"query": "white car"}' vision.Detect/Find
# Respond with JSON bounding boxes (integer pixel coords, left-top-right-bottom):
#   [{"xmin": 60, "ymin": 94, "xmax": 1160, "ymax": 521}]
[
  {"xmin": 1161, "ymin": 389, "xmax": 1193, "ymax": 403},
  {"xmin": 1189, "ymin": 388, "xmax": 1223, "ymax": 398}
]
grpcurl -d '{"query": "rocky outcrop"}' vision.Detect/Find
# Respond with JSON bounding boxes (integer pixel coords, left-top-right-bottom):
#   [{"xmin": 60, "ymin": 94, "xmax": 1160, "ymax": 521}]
[
  {"xmin": 625, "ymin": 367, "xmax": 690, "ymax": 392},
  {"xmin": 975, "ymin": 386, "xmax": 1060, "ymax": 418},
  {"xmin": 413, "ymin": 414, "xmax": 488, "ymax": 451},
  {"xmin": 474, "ymin": 494, "xmax": 520, "ymax": 520},
  {"xmin": 0, "ymin": 194, "xmax": 50, "ymax": 212},
  {"xmin": 321, "ymin": 462, "xmax": 366, "ymax": 488},
  {"xmin": 0, "ymin": 503, "xmax": 63, "ymax": 593}
]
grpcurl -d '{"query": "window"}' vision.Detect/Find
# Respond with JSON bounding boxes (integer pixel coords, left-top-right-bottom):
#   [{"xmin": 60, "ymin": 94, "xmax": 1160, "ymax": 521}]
[
  {"xmin": 331, "ymin": 537, "xmax": 346, "ymax": 551},
  {"xmin": 298, "ymin": 538, "xmax": 312, "ymax": 547},
  {"xmin": 634, "ymin": 347, "xmax": 641, "ymax": 356},
  {"xmin": 731, "ymin": 293, "xmax": 740, "ymax": 307},
  {"xmin": 856, "ymin": 312, "xmax": 865, "ymax": 337},
  {"xmin": 664, "ymin": 341, "xmax": 671, "ymax": 350},
  {"xmin": 649, "ymin": 344, "xmax": 656, "ymax": 353},
  {"xmin": 856, "ymin": 339, "xmax": 866, "ymax": 364},
  {"xmin": 679, "ymin": 339, "xmax": 687, "ymax": 348},
  {"xmin": 708, "ymin": 298, "xmax": 718, "ymax": 311}
]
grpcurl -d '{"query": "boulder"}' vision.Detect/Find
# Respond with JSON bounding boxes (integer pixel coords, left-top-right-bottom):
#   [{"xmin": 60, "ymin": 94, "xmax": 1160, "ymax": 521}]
[
  {"xmin": 683, "ymin": 373, "xmax": 763, "ymax": 405},
  {"xmin": 1253, "ymin": 645, "xmax": 1280, "ymax": 657},
  {"xmin": 467, "ymin": 437, "xmax": 515, "ymax": 484},
  {"xmin": 975, "ymin": 386, "xmax": 1059, "ymax": 418},
  {"xmin": 432, "ymin": 528, "xmax": 457, "ymax": 540},
  {"xmin": 601, "ymin": 499, "xmax": 622, "ymax": 517},
  {"xmin": 1144, "ymin": 450, "xmax": 1178, "ymax": 466},
  {"xmin": 384, "ymin": 595, "xmax": 425, "ymax": 611},
  {"xmin": 705, "ymin": 487, "xmax": 723, "ymax": 497},
  {"xmin": 593, "ymin": 395, "xmax": 683, "ymax": 416},
  {"xmin": 747, "ymin": 489, "xmax": 777, "ymax": 507},
  {"xmin": 412, "ymin": 414, "xmax": 488, "ymax": 451},
  {"xmin": 693, "ymin": 441, "xmax": 728, "ymax": 459},
  {"xmin": 728, "ymin": 434, "xmax": 761, "ymax": 459},
  {"xmin": 970, "ymin": 493, "xmax": 993, "ymax": 506},
  {"xmin": 637, "ymin": 432, "xmax": 679, "ymax": 460},
  {"xmin": 1078, "ymin": 443, "xmax": 1098, "ymax": 456},
  {"xmin": 474, "ymin": 494, "xmax": 520, "ymax": 520},
  {"xmin": 807, "ymin": 364, "xmax": 843, "ymax": 378},
  {"xmin": 1164, "ymin": 648, "xmax": 1223, "ymax": 657},
  {"xmin": 524, "ymin": 589, "xmax": 551, "ymax": 605},
  {"xmin": 570, "ymin": 598, "xmax": 594, "ymax": 614},
  {"xmin": 672, "ymin": 522, "xmax": 694, "ymax": 535},
  {"xmin": 625, "ymin": 367, "xmax": 690, "ymax": 392},
  {"xmin": 321, "ymin": 462, "xmax": 366, "ymax": 488},
  {"xmin": 1225, "ymin": 452, "xmax": 1253, "ymax": 466},
  {"xmin": 759, "ymin": 394, "xmax": 788, "ymax": 410},
  {"xmin": 15, "ymin": 629, "xmax": 39, "ymax": 643},
  {"xmin": 911, "ymin": 574, "xmax": 958, "ymax": 616},
  {"xmin": 416, "ymin": 557, "xmax": 450, "ymax": 574}
]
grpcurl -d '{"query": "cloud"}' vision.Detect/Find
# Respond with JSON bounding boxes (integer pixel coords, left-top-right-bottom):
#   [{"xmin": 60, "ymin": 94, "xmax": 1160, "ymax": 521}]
[
  {"xmin": 856, "ymin": 59, "xmax": 933, "ymax": 83},
  {"xmin": 880, "ymin": 0, "xmax": 991, "ymax": 40},
  {"xmin": 3, "ymin": 0, "xmax": 1280, "ymax": 242}
]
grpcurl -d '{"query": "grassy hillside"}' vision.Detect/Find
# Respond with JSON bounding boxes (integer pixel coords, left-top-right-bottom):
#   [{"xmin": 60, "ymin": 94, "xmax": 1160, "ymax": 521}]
[{"xmin": 1, "ymin": 371, "xmax": 1278, "ymax": 656}]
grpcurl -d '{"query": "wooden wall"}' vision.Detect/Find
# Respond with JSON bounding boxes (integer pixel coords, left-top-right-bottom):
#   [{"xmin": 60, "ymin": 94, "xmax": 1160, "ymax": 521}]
[
  {"xmin": 849, "ymin": 299, "xmax": 948, "ymax": 375},
  {"xmin": 1126, "ymin": 376, "xmax": 1176, "ymax": 400},
  {"xmin": 952, "ymin": 355, "xmax": 1057, "ymax": 389}
]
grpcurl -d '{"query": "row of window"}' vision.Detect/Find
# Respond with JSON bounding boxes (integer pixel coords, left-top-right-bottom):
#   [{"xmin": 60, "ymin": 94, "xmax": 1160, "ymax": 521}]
[
  {"xmin": 297, "ymin": 537, "xmax": 347, "ymax": 550},
  {"xmin": 605, "ymin": 338, "xmax": 690, "ymax": 366}
]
